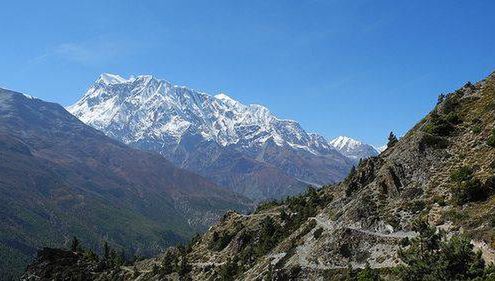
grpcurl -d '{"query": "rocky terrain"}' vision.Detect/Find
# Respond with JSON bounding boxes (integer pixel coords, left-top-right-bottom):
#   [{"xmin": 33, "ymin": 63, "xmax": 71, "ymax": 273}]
[
  {"xmin": 0, "ymin": 89, "xmax": 251, "ymax": 279},
  {"xmin": 23, "ymin": 71, "xmax": 495, "ymax": 280},
  {"xmin": 68, "ymin": 74, "xmax": 362, "ymax": 201}
]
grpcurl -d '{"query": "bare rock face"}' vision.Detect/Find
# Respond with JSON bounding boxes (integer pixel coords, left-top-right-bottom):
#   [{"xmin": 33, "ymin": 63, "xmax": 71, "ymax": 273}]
[{"xmin": 24, "ymin": 72, "xmax": 495, "ymax": 280}]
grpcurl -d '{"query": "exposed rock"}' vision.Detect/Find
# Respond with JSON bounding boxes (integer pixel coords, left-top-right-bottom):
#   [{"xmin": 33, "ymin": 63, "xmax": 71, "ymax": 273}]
[{"xmin": 24, "ymin": 72, "xmax": 495, "ymax": 280}]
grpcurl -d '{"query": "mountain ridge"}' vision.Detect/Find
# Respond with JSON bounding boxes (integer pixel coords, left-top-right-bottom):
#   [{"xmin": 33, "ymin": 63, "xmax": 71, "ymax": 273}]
[
  {"xmin": 68, "ymin": 74, "xmax": 360, "ymax": 201},
  {"xmin": 0, "ymin": 88, "xmax": 251, "ymax": 279},
  {"xmin": 26, "ymin": 71, "xmax": 495, "ymax": 280}
]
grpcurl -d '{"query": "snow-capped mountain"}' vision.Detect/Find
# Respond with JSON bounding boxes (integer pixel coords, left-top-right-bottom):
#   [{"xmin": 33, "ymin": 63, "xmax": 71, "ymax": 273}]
[
  {"xmin": 330, "ymin": 136, "xmax": 379, "ymax": 161},
  {"xmin": 68, "ymin": 74, "xmax": 354, "ymax": 201},
  {"xmin": 69, "ymin": 73, "xmax": 335, "ymax": 153}
]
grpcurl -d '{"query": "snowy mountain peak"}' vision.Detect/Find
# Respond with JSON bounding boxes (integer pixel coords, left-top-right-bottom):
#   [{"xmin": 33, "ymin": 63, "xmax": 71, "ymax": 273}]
[
  {"xmin": 68, "ymin": 73, "xmax": 356, "ymax": 200},
  {"xmin": 329, "ymin": 136, "xmax": 362, "ymax": 151},
  {"xmin": 214, "ymin": 93, "xmax": 233, "ymax": 101},
  {"xmin": 214, "ymin": 93, "xmax": 243, "ymax": 108},
  {"xmin": 98, "ymin": 73, "xmax": 129, "ymax": 85},
  {"xmin": 68, "ymin": 73, "xmax": 338, "ymax": 156},
  {"xmin": 96, "ymin": 73, "xmax": 166, "ymax": 87},
  {"xmin": 329, "ymin": 136, "xmax": 379, "ymax": 161}
]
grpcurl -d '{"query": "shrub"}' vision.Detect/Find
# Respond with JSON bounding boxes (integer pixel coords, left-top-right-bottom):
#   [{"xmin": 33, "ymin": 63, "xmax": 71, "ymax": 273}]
[
  {"xmin": 452, "ymin": 178, "xmax": 485, "ymax": 205},
  {"xmin": 407, "ymin": 200, "xmax": 426, "ymax": 214},
  {"xmin": 209, "ymin": 231, "xmax": 235, "ymax": 251},
  {"xmin": 442, "ymin": 94, "xmax": 460, "ymax": 114},
  {"xmin": 423, "ymin": 112, "xmax": 454, "ymax": 136},
  {"xmin": 83, "ymin": 249, "xmax": 99, "ymax": 262},
  {"xmin": 450, "ymin": 166, "xmax": 474, "ymax": 182},
  {"xmin": 397, "ymin": 219, "xmax": 487, "ymax": 281},
  {"xmin": 177, "ymin": 256, "xmax": 191, "ymax": 276},
  {"xmin": 218, "ymin": 258, "xmax": 240, "ymax": 280},
  {"xmin": 357, "ymin": 262, "xmax": 380, "ymax": 281},
  {"xmin": 484, "ymin": 176, "xmax": 495, "ymax": 193},
  {"xmin": 339, "ymin": 243, "xmax": 352, "ymax": 258},
  {"xmin": 253, "ymin": 217, "xmax": 283, "ymax": 257},
  {"xmin": 487, "ymin": 129, "xmax": 495, "ymax": 147},
  {"xmin": 289, "ymin": 265, "xmax": 302, "ymax": 278},
  {"xmin": 419, "ymin": 134, "xmax": 449, "ymax": 150},
  {"xmin": 443, "ymin": 209, "xmax": 469, "ymax": 223},
  {"xmin": 313, "ymin": 227, "xmax": 324, "ymax": 239},
  {"xmin": 450, "ymin": 166, "xmax": 490, "ymax": 204},
  {"xmin": 255, "ymin": 200, "xmax": 280, "ymax": 213},
  {"xmin": 445, "ymin": 112, "xmax": 462, "ymax": 124},
  {"xmin": 185, "ymin": 233, "xmax": 201, "ymax": 252},
  {"xmin": 400, "ymin": 237, "xmax": 410, "ymax": 247},
  {"xmin": 472, "ymin": 125, "xmax": 482, "ymax": 134},
  {"xmin": 132, "ymin": 266, "xmax": 140, "ymax": 278}
]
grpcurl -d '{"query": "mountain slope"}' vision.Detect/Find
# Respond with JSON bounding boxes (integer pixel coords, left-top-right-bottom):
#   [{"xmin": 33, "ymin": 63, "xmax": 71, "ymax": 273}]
[
  {"xmin": 330, "ymin": 135, "xmax": 379, "ymax": 161},
  {"xmin": 68, "ymin": 74, "xmax": 354, "ymax": 201},
  {"xmin": 0, "ymin": 89, "xmax": 251, "ymax": 279},
  {"xmin": 175, "ymin": 73, "xmax": 495, "ymax": 280},
  {"xmin": 27, "ymin": 72, "xmax": 495, "ymax": 280}
]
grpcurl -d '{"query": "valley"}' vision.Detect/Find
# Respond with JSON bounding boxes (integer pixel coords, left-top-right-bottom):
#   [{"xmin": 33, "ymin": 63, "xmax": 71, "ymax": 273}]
[{"xmin": 22, "ymin": 71, "xmax": 495, "ymax": 280}]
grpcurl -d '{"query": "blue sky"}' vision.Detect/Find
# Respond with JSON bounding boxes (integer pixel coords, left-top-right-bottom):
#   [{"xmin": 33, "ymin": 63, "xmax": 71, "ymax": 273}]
[{"xmin": 1, "ymin": 0, "xmax": 494, "ymax": 147}]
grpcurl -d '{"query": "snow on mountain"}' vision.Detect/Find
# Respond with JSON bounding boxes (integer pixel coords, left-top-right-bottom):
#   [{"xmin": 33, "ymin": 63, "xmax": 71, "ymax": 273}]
[
  {"xmin": 68, "ymin": 74, "xmax": 354, "ymax": 200},
  {"xmin": 98, "ymin": 73, "xmax": 129, "ymax": 85},
  {"xmin": 68, "ymin": 73, "xmax": 335, "ymax": 155},
  {"xmin": 329, "ymin": 136, "xmax": 379, "ymax": 161},
  {"xmin": 375, "ymin": 145, "xmax": 387, "ymax": 153}
]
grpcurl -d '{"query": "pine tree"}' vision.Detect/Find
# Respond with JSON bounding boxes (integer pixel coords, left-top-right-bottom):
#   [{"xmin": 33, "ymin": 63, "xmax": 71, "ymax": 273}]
[
  {"xmin": 103, "ymin": 241, "xmax": 110, "ymax": 260},
  {"xmin": 437, "ymin": 94, "xmax": 445, "ymax": 105},
  {"xmin": 387, "ymin": 132, "xmax": 398, "ymax": 148},
  {"xmin": 113, "ymin": 250, "xmax": 126, "ymax": 266},
  {"xmin": 151, "ymin": 263, "xmax": 160, "ymax": 274},
  {"xmin": 161, "ymin": 251, "xmax": 177, "ymax": 275},
  {"xmin": 346, "ymin": 165, "xmax": 356, "ymax": 181},
  {"xmin": 178, "ymin": 255, "xmax": 191, "ymax": 276},
  {"xmin": 70, "ymin": 236, "xmax": 81, "ymax": 252},
  {"xmin": 132, "ymin": 266, "xmax": 140, "ymax": 278},
  {"xmin": 279, "ymin": 208, "xmax": 288, "ymax": 222}
]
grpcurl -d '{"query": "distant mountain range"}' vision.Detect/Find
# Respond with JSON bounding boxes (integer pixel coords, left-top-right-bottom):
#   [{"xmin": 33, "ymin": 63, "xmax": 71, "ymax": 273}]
[
  {"xmin": 0, "ymin": 89, "xmax": 251, "ymax": 278},
  {"xmin": 69, "ymin": 74, "xmax": 378, "ymax": 201}
]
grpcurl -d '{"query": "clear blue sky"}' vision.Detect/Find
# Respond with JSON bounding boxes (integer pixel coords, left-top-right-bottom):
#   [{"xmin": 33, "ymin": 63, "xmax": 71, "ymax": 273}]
[{"xmin": 1, "ymin": 0, "xmax": 494, "ymax": 147}]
